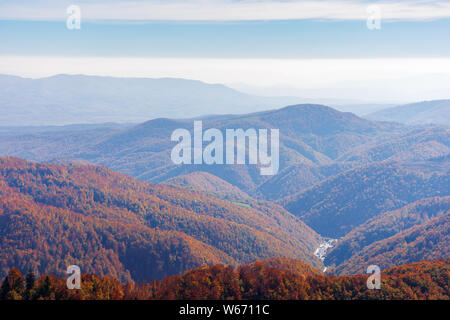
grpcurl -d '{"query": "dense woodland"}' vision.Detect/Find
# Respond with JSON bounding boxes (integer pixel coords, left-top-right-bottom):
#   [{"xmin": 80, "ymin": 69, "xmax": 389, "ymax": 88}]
[
  {"xmin": 1, "ymin": 258, "xmax": 448, "ymax": 300},
  {"xmin": 281, "ymin": 160, "xmax": 450, "ymax": 237},
  {"xmin": 326, "ymin": 197, "xmax": 450, "ymax": 274},
  {"xmin": 0, "ymin": 157, "xmax": 321, "ymax": 281},
  {"xmin": 327, "ymin": 197, "xmax": 450, "ymax": 267},
  {"xmin": 334, "ymin": 212, "xmax": 449, "ymax": 275}
]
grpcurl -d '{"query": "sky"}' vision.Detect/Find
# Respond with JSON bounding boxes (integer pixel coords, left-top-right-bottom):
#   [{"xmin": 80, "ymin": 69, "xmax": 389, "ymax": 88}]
[{"xmin": 0, "ymin": 0, "xmax": 450, "ymax": 102}]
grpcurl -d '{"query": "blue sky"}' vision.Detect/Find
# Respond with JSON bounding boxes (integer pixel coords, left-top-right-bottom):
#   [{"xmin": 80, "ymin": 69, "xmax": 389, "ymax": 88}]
[
  {"xmin": 1, "ymin": 0, "xmax": 450, "ymax": 58},
  {"xmin": 1, "ymin": 19, "xmax": 450, "ymax": 58},
  {"xmin": 0, "ymin": 0, "xmax": 449, "ymax": 102}
]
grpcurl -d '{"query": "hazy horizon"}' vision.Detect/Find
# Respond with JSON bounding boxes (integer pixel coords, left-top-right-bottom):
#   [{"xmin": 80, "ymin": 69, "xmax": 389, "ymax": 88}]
[{"xmin": 1, "ymin": 0, "xmax": 450, "ymax": 104}]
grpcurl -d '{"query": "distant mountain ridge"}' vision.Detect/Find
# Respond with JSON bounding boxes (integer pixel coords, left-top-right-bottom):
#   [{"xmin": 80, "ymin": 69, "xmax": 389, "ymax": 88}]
[
  {"xmin": 0, "ymin": 104, "xmax": 403, "ymax": 200},
  {"xmin": 366, "ymin": 100, "xmax": 450, "ymax": 125},
  {"xmin": 0, "ymin": 74, "xmax": 305, "ymax": 126}
]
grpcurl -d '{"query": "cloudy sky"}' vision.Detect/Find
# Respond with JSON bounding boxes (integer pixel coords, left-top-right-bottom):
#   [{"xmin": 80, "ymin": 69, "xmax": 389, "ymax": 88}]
[{"xmin": 1, "ymin": 0, "xmax": 450, "ymax": 102}]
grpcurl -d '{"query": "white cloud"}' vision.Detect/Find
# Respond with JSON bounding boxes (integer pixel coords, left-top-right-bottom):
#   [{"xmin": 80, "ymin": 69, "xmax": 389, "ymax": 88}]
[
  {"xmin": 1, "ymin": 0, "xmax": 450, "ymax": 21},
  {"xmin": 1, "ymin": 55, "xmax": 449, "ymax": 102}
]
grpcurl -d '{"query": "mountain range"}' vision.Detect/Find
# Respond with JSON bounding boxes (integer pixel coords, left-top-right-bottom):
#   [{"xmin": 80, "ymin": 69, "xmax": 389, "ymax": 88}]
[
  {"xmin": 366, "ymin": 100, "xmax": 450, "ymax": 126},
  {"xmin": 0, "ymin": 104, "xmax": 404, "ymax": 198},
  {"xmin": 0, "ymin": 74, "xmax": 306, "ymax": 126},
  {"xmin": 0, "ymin": 101, "xmax": 448, "ymax": 279},
  {"xmin": 1, "ymin": 73, "xmax": 405, "ymax": 128}
]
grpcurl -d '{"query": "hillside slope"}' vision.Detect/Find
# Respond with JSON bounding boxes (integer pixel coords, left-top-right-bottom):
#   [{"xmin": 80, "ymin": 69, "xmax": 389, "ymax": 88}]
[
  {"xmin": 162, "ymin": 171, "xmax": 251, "ymax": 200},
  {"xmin": 338, "ymin": 126, "xmax": 450, "ymax": 165},
  {"xmin": 325, "ymin": 197, "xmax": 450, "ymax": 267},
  {"xmin": 280, "ymin": 160, "xmax": 450, "ymax": 237},
  {"xmin": 366, "ymin": 100, "xmax": 450, "ymax": 125},
  {"xmin": 0, "ymin": 157, "xmax": 322, "ymax": 281},
  {"xmin": 334, "ymin": 212, "xmax": 449, "ymax": 275}
]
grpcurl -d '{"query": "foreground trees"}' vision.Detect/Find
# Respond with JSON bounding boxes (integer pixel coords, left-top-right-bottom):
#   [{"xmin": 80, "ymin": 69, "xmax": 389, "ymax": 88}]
[{"xmin": 1, "ymin": 259, "xmax": 448, "ymax": 300}]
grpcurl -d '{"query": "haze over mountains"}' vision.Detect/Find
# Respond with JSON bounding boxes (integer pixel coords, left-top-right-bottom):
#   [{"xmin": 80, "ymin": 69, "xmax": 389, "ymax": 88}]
[
  {"xmin": 0, "ymin": 74, "xmax": 304, "ymax": 126},
  {"xmin": 2, "ymin": 73, "xmax": 447, "ymax": 127},
  {"xmin": 0, "ymin": 97, "xmax": 448, "ymax": 278},
  {"xmin": 366, "ymin": 100, "xmax": 450, "ymax": 126},
  {"xmin": 0, "ymin": 104, "xmax": 406, "ymax": 198}
]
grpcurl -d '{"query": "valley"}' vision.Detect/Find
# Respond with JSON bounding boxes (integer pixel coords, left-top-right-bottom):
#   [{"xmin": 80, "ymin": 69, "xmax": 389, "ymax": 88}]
[{"xmin": 0, "ymin": 101, "xmax": 448, "ymax": 283}]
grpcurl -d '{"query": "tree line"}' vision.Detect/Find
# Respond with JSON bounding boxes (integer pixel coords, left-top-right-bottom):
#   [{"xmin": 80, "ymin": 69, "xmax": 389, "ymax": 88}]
[{"xmin": 1, "ymin": 259, "xmax": 448, "ymax": 300}]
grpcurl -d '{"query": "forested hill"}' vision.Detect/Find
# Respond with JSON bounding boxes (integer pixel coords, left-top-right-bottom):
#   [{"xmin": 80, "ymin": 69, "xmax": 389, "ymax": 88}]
[
  {"xmin": 0, "ymin": 157, "xmax": 322, "ymax": 281},
  {"xmin": 325, "ymin": 196, "xmax": 450, "ymax": 269},
  {"xmin": 280, "ymin": 160, "xmax": 450, "ymax": 238}
]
